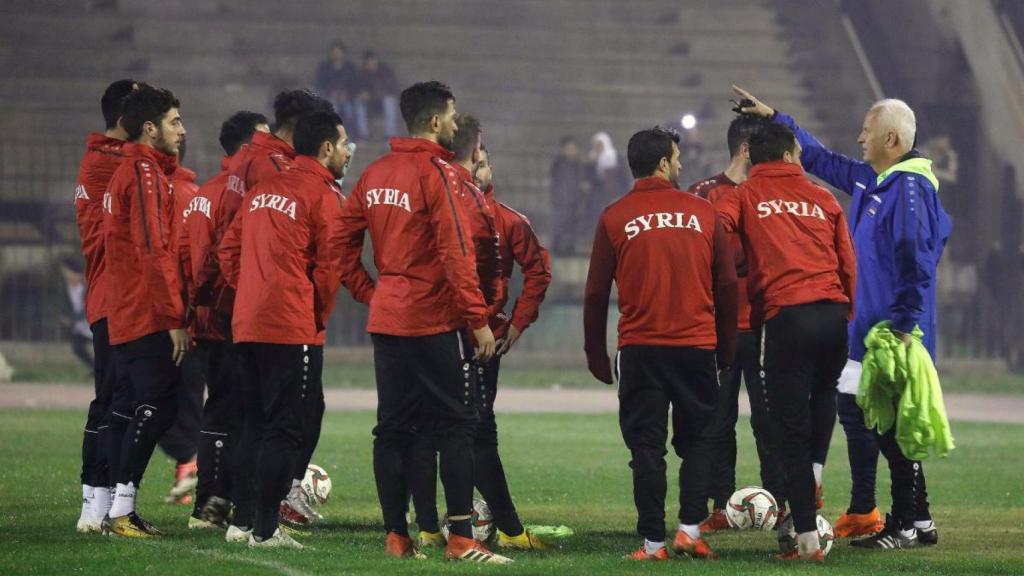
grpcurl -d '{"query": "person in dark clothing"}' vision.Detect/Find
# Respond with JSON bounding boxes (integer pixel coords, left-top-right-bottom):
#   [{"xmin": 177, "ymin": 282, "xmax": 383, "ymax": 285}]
[
  {"xmin": 59, "ymin": 257, "xmax": 94, "ymax": 372},
  {"xmin": 315, "ymin": 42, "xmax": 366, "ymax": 139},
  {"xmin": 549, "ymin": 136, "xmax": 588, "ymax": 255},
  {"xmin": 357, "ymin": 51, "xmax": 401, "ymax": 138}
]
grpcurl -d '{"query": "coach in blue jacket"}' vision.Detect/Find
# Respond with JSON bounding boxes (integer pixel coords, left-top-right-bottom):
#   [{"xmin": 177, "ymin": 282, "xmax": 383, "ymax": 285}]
[{"xmin": 732, "ymin": 86, "xmax": 951, "ymax": 550}]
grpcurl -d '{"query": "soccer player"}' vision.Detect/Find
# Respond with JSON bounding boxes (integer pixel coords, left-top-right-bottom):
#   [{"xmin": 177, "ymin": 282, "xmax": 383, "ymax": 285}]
[
  {"xmin": 101, "ymin": 85, "xmax": 190, "ymax": 538},
  {"xmin": 73, "ymin": 78, "xmax": 136, "ymax": 533},
  {"xmin": 715, "ymin": 121, "xmax": 856, "ymax": 561},
  {"xmin": 584, "ymin": 126, "xmax": 738, "ymax": 561},
  {"xmin": 338, "ymin": 81, "xmax": 508, "ymax": 564},
  {"xmin": 686, "ymin": 115, "xmax": 789, "ymax": 530},
  {"xmin": 734, "ymin": 86, "xmax": 951, "ymax": 549},
  {"xmin": 218, "ymin": 110, "xmax": 351, "ymax": 549},
  {"xmin": 181, "ymin": 111, "xmax": 269, "ymax": 529},
  {"xmin": 217, "ymin": 89, "xmax": 335, "ymax": 528}
]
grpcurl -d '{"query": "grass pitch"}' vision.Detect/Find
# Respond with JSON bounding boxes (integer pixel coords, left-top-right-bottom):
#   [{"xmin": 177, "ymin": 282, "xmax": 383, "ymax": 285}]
[{"xmin": 1, "ymin": 410, "xmax": 1023, "ymax": 575}]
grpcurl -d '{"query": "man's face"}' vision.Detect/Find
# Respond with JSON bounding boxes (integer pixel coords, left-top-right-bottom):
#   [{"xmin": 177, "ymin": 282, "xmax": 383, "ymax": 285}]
[
  {"xmin": 152, "ymin": 107, "xmax": 185, "ymax": 156},
  {"xmin": 665, "ymin": 143, "xmax": 682, "ymax": 187},
  {"xmin": 858, "ymin": 110, "xmax": 889, "ymax": 165},
  {"xmin": 331, "ymin": 47, "xmax": 345, "ymax": 63},
  {"xmin": 365, "ymin": 56, "xmax": 379, "ymax": 71},
  {"xmin": 475, "ymin": 149, "xmax": 493, "ymax": 189},
  {"xmin": 326, "ymin": 124, "xmax": 351, "ymax": 179},
  {"xmin": 563, "ymin": 141, "xmax": 580, "ymax": 159},
  {"xmin": 436, "ymin": 99, "xmax": 458, "ymax": 151}
]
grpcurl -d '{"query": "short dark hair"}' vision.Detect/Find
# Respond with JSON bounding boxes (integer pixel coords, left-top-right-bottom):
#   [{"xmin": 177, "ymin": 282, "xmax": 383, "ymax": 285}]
[
  {"xmin": 293, "ymin": 110, "xmax": 345, "ymax": 157},
  {"xmin": 101, "ymin": 79, "xmax": 136, "ymax": 130},
  {"xmin": 272, "ymin": 89, "xmax": 334, "ymax": 131},
  {"xmin": 121, "ymin": 85, "xmax": 180, "ymax": 141},
  {"xmin": 400, "ymin": 81, "xmax": 455, "ymax": 134},
  {"xmin": 627, "ymin": 126, "xmax": 680, "ymax": 178},
  {"xmin": 219, "ymin": 111, "xmax": 269, "ymax": 156},
  {"xmin": 451, "ymin": 115, "xmax": 481, "ymax": 163},
  {"xmin": 727, "ymin": 115, "xmax": 768, "ymax": 158},
  {"xmin": 748, "ymin": 122, "xmax": 798, "ymax": 165}
]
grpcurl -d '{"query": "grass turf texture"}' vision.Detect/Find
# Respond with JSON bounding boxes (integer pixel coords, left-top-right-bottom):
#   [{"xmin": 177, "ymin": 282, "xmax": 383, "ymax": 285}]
[
  {"xmin": 11, "ymin": 360, "xmax": 1024, "ymax": 395},
  {"xmin": 1, "ymin": 411, "xmax": 1023, "ymax": 575}
]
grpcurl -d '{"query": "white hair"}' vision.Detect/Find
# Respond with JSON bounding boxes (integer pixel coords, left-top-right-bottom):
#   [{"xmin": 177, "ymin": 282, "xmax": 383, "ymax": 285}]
[{"xmin": 869, "ymin": 98, "xmax": 917, "ymax": 151}]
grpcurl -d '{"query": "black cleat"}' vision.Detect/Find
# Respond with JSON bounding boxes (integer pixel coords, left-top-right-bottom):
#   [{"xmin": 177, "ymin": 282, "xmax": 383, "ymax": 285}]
[
  {"xmin": 851, "ymin": 515, "xmax": 917, "ymax": 550},
  {"xmin": 916, "ymin": 522, "xmax": 938, "ymax": 546}
]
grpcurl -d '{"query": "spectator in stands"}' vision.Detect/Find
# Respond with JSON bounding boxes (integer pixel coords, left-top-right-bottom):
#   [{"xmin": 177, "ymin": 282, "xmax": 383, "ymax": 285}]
[
  {"xmin": 59, "ymin": 256, "xmax": 93, "ymax": 372},
  {"xmin": 315, "ymin": 42, "xmax": 367, "ymax": 139},
  {"xmin": 357, "ymin": 51, "xmax": 401, "ymax": 139},
  {"xmin": 550, "ymin": 136, "xmax": 587, "ymax": 255},
  {"xmin": 587, "ymin": 132, "xmax": 629, "ymax": 225}
]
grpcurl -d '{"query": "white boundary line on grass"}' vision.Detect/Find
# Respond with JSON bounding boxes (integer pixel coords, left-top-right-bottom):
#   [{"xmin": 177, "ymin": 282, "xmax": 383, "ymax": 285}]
[{"xmin": 145, "ymin": 540, "xmax": 315, "ymax": 576}]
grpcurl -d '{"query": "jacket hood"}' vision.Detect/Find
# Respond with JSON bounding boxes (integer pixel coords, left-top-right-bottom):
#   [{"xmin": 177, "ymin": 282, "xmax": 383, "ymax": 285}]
[{"xmin": 877, "ymin": 155, "xmax": 939, "ymax": 191}]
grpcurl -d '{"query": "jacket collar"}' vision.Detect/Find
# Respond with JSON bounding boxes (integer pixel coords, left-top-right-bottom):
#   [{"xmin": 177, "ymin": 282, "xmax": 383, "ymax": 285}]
[
  {"xmin": 219, "ymin": 155, "xmax": 231, "ymax": 172},
  {"xmin": 876, "ymin": 150, "xmax": 939, "ymax": 190},
  {"xmin": 172, "ymin": 165, "xmax": 197, "ymax": 184},
  {"xmin": 749, "ymin": 161, "xmax": 804, "ymax": 179},
  {"xmin": 630, "ymin": 176, "xmax": 677, "ymax": 193},
  {"xmin": 123, "ymin": 142, "xmax": 177, "ymax": 176},
  {"xmin": 85, "ymin": 132, "xmax": 125, "ymax": 151},
  {"xmin": 389, "ymin": 137, "xmax": 455, "ymax": 161},
  {"xmin": 251, "ymin": 131, "xmax": 295, "ymax": 159},
  {"xmin": 291, "ymin": 155, "xmax": 336, "ymax": 182}
]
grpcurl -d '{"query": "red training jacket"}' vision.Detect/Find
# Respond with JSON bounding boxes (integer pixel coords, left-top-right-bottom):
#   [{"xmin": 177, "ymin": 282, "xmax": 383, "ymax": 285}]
[
  {"xmin": 483, "ymin": 185, "xmax": 552, "ymax": 339},
  {"xmin": 452, "ymin": 162, "xmax": 504, "ymax": 317},
  {"xmin": 688, "ymin": 172, "xmax": 753, "ymax": 332},
  {"xmin": 102, "ymin": 142, "xmax": 185, "ymax": 345},
  {"xmin": 75, "ymin": 132, "xmax": 126, "ymax": 325},
  {"xmin": 715, "ymin": 161, "xmax": 856, "ymax": 326},
  {"xmin": 171, "ymin": 163, "xmax": 222, "ymax": 342},
  {"xmin": 338, "ymin": 137, "xmax": 488, "ymax": 336},
  {"xmin": 220, "ymin": 156, "xmax": 345, "ymax": 345},
  {"xmin": 584, "ymin": 176, "xmax": 738, "ymax": 382}
]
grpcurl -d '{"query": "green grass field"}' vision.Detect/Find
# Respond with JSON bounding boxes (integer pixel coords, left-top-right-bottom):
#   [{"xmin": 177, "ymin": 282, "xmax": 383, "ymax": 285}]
[
  {"xmin": 10, "ymin": 359, "xmax": 1024, "ymax": 395},
  {"xmin": 2, "ymin": 410, "xmax": 1023, "ymax": 575}
]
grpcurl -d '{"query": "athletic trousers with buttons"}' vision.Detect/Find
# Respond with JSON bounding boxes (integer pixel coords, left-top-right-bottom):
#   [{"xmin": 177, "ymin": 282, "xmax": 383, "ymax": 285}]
[
  {"xmin": 193, "ymin": 319, "xmax": 243, "ymax": 511},
  {"xmin": 372, "ymin": 330, "xmax": 478, "ymax": 536},
  {"xmin": 233, "ymin": 343, "xmax": 324, "ymax": 539}
]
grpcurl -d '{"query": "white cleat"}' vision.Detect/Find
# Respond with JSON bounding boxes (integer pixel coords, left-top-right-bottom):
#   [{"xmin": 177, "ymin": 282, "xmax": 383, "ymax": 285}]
[
  {"xmin": 225, "ymin": 524, "xmax": 252, "ymax": 543},
  {"xmin": 76, "ymin": 517, "xmax": 102, "ymax": 534},
  {"xmin": 285, "ymin": 485, "xmax": 323, "ymax": 523},
  {"xmin": 249, "ymin": 528, "xmax": 305, "ymax": 550}
]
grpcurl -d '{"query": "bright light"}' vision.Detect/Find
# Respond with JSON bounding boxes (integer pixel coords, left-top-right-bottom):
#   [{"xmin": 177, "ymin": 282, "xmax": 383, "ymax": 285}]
[{"xmin": 681, "ymin": 114, "xmax": 697, "ymax": 130}]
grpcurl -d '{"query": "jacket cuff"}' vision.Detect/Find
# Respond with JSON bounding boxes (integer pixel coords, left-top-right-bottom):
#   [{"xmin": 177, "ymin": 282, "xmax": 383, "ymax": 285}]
[
  {"xmin": 891, "ymin": 316, "xmax": 916, "ymax": 334},
  {"xmin": 467, "ymin": 316, "xmax": 488, "ymax": 331}
]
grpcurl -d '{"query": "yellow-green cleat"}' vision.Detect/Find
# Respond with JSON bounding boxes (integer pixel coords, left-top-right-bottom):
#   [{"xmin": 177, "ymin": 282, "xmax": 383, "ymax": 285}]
[
  {"xmin": 102, "ymin": 513, "xmax": 164, "ymax": 539},
  {"xmin": 418, "ymin": 530, "xmax": 447, "ymax": 548},
  {"xmin": 497, "ymin": 528, "xmax": 549, "ymax": 550}
]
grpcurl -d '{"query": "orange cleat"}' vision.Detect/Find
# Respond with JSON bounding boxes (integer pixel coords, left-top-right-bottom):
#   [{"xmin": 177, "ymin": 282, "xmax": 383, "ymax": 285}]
[
  {"xmin": 444, "ymin": 534, "xmax": 513, "ymax": 563},
  {"xmin": 672, "ymin": 530, "xmax": 718, "ymax": 559},
  {"xmin": 776, "ymin": 548, "xmax": 825, "ymax": 562},
  {"xmin": 625, "ymin": 544, "xmax": 670, "ymax": 561},
  {"xmin": 699, "ymin": 509, "xmax": 731, "ymax": 532},
  {"xmin": 834, "ymin": 507, "xmax": 884, "ymax": 538},
  {"xmin": 165, "ymin": 458, "xmax": 198, "ymax": 504},
  {"xmin": 385, "ymin": 531, "xmax": 425, "ymax": 559}
]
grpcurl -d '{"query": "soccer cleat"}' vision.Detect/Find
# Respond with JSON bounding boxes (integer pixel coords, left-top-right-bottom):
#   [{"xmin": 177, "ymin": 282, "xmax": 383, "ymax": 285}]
[
  {"xmin": 249, "ymin": 528, "xmax": 304, "ymax": 549},
  {"xmin": 279, "ymin": 501, "xmax": 310, "ymax": 528},
  {"xmin": 497, "ymin": 528, "xmax": 550, "ymax": 550},
  {"xmin": 225, "ymin": 524, "xmax": 252, "ymax": 543},
  {"xmin": 917, "ymin": 522, "xmax": 938, "ymax": 546},
  {"xmin": 445, "ymin": 534, "xmax": 514, "ymax": 564},
  {"xmin": 188, "ymin": 513, "xmax": 218, "ymax": 530},
  {"xmin": 285, "ymin": 486, "xmax": 323, "ymax": 523},
  {"xmin": 626, "ymin": 544, "xmax": 670, "ymax": 561},
  {"xmin": 672, "ymin": 530, "xmax": 718, "ymax": 559},
  {"xmin": 776, "ymin": 548, "xmax": 825, "ymax": 562},
  {"xmin": 385, "ymin": 532, "xmax": 426, "ymax": 559},
  {"xmin": 834, "ymin": 507, "xmax": 884, "ymax": 538},
  {"xmin": 77, "ymin": 516, "xmax": 102, "ymax": 534},
  {"xmin": 851, "ymin": 515, "xmax": 918, "ymax": 549},
  {"xmin": 699, "ymin": 508, "xmax": 731, "ymax": 532},
  {"xmin": 102, "ymin": 513, "xmax": 163, "ymax": 539},
  {"xmin": 165, "ymin": 458, "xmax": 198, "ymax": 505},
  {"xmin": 197, "ymin": 496, "xmax": 231, "ymax": 529},
  {"xmin": 419, "ymin": 530, "xmax": 447, "ymax": 548}
]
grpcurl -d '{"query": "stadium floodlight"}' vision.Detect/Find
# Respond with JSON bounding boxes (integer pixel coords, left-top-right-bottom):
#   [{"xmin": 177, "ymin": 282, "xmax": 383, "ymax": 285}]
[{"xmin": 680, "ymin": 113, "xmax": 697, "ymax": 130}]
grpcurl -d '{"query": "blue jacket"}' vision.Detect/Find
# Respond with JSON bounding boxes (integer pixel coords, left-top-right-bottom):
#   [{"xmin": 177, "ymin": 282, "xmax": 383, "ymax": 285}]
[{"xmin": 774, "ymin": 112, "xmax": 952, "ymax": 362}]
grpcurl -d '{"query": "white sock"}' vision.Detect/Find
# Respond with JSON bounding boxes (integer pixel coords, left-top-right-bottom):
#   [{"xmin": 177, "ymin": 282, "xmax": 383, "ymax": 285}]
[
  {"xmin": 678, "ymin": 523, "xmax": 701, "ymax": 540},
  {"xmin": 644, "ymin": 539, "xmax": 665, "ymax": 555},
  {"xmin": 80, "ymin": 485, "xmax": 95, "ymax": 520},
  {"xmin": 900, "ymin": 528, "xmax": 916, "ymax": 538},
  {"xmin": 108, "ymin": 482, "xmax": 137, "ymax": 518},
  {"xmin": 91, "ymin": 485, "xmax": 112, "ymax": 520},
  {"xmin": 796, "ymin": 531, "xmax": 820, "ymax": 557},
  {"xmin": 914, "ymin": 520, "xmax": 934, "ymax": 530},
  {"xmin": 812, "ymin": 463, "xmax": 824, "ymax": 486}
]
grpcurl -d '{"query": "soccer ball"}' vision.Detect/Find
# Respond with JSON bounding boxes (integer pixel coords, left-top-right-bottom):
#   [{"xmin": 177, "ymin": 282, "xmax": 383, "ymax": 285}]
[
  {"xmin": 440, "ymin": 497, "xmax": 495, "ymax": 543},
  {"xmin": 725, "ymin": 486, "xmax": 779, "ymax": 530},
  {"xmin": 301, "ymin": 464, "xmax": 332, "ymax": 506},
  {"xmin": 777, "ymin": 514, "xmax": 835, "ymax": 556}
]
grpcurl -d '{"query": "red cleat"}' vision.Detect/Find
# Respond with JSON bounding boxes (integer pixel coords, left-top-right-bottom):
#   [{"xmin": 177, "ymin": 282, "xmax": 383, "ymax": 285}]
[
  {"xmin": 385, "ymin": 531, "xmax": 425, "ymax": 559},
  {"xmin": 444, "ymin": 534, "xmax": 513, "ymax": 563},
  {"xmin": 672, "ymin": 530, "xmax": 718, "ymax": 559},
  {"xmin": 834, "ymin": 507, "xmax": 884, "ymax": 538},
  {"xmin": 699, "ymin": 508, "xmax": 731, "ymax": 532},
  {"xmin": 625, "ymin": 544, "xmax": 669, "ymax": 561},
  {"xmin": 279, "ymin": 501, "xmax": 310, "ymax": 528}
]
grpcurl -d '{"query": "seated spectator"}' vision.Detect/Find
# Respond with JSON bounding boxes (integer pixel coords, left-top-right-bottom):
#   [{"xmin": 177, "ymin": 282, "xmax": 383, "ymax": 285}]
[
  {"xmin": 550, "ymin": 136, "xmax": 587, "ymax": 255},
  {"xmin": 358, "ymin": 51, "xmax": 401, "ymax": 139},
  {"xmin": 315, "ymin": 41, "xmax": 367, "ymax": 139}
]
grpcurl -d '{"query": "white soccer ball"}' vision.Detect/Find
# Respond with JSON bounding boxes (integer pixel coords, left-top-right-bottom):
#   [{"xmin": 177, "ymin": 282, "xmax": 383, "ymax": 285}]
[
  {"xmin": 725, "ymin": 486, "xmax": 779, "ymax": 530},
  {"xmin": 440, "ymin": 497, "xmax": 495, "ymax": 543},
  {"xmin": 301, "ymin": 464, "xmax": 332, "ymax": 506},
  {"xmin": 777, "ymin": 514, "xmax": 835, "ymax": 556}
]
